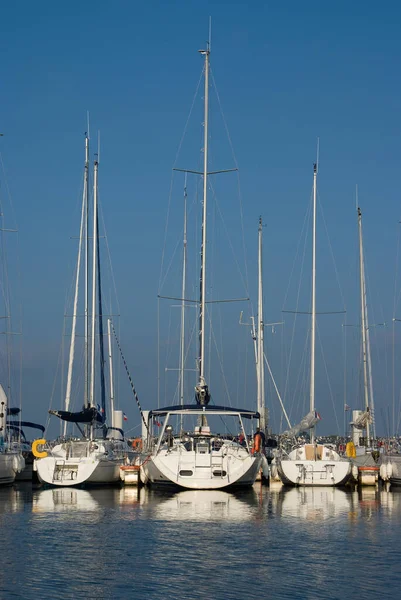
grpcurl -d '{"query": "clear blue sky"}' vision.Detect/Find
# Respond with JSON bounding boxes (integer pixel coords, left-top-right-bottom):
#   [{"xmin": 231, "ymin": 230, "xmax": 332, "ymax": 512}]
[{"xmin": 1, "ymin": 0, "xmax": 401, "ymax": 437}]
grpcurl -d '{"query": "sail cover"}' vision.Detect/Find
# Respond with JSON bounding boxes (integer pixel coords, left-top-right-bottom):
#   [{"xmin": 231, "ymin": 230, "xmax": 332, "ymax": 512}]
[
  {"xmin": 7, "ymin": 420, "xmax": 45, "ymax": 433},
  {"xmin": 49, "ymin": 407, "xmax": 103, "ymax": 424},
  {"xmin": 282, "ymin": 410, "xmax": 322, "ymax": 437}
]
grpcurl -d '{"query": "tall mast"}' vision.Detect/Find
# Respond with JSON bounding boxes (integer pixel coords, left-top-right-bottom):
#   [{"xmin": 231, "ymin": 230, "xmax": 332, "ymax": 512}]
[
  {"xmin": 64, "ymin": 135, "xmax": 87, "ymax": 434},
  {"xmin": 358, "ymin": 204, "xmax": 371, "ymax": 445},
  {"xmin": 179, "ymin": 180, "xmax": 188, "ymax": 409},
  {"xmin": 84, "ymin": 135, "xmax": 90, "ymax": 407},
  {"xmin": 310, "ymin": 163, "xmax": 317, "ymax": 444},
  {"xmin": 257, "ymin": 217, "xmax": 266, "ymax": 432},
  {"xmin": 90, "ymin": 157, "xmax": 98, "ymax": 411},
  {"xmin": 195, "ymin": 42, "xmax": 211, "ymax": 406}
]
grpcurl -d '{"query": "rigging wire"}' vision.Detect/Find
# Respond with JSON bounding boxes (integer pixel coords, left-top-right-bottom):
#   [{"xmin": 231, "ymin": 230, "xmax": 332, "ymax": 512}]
[
  {"xmin": 210, "ymin": 69, "xmax": 251, "ymax": 303},
  {"xmin": 0, "ymin": 151, "xmax": 23, "ymax": 418},
  {"xmin": 316, "ymin": 320, "xmax": 341, "ymax": 434},
  {"xmin": 392, "ymin": 221, "xmax": 401, "ymax": 435},
  {"xmin": 158, "ymin": 67, "xmax": 204, "ymax": 296},
  {"xmin": 110, "ymin": 322, "xmax": 148, "ymax": 433},
  {"xmin": 282, "ymin": 192, "xmax": 312, "ymax": 417}
]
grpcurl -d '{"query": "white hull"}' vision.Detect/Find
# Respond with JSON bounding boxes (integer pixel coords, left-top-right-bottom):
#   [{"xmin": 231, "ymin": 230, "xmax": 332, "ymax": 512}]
[
  {"xmin": 380, "ymin": 455, "xmax": 401, "ymax": 486},
  {"xmin": 142, "ymin": 446, "xmax": 262, "ymax": 490},
  {"xmin": 276, "ymin": 444, "xmax": 352, "ymax": 487},
  {"xmin": 0, "ymin": 452, "xmax": 25, "ymax": 485},
  {"xmin": 35, "ymin": 455, "xmax": 122, "ymax": 487},
  {"xmin": 34, "ymin": 440, "xmax": 125, "ymax": 487}
]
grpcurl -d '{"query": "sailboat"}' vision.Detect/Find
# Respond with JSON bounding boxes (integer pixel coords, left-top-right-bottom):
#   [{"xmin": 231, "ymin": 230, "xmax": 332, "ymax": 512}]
[
  {"xmin": 275, "ymin": 163, "xmax": 351, "ymax": 486},
  {"xmin": 0, "ymin": 385, "xmax": 25, "ymax": 484},
  {"xmin": 253, "ymin": 217, "xmax": 270, "ymax": 482},
  {"xmin": 347, "ymin": 203, "xmax": 379, "ymax": 485},
  {"xmin": 141, "ymin": 43, "xmax": 262, "ymax": 490},
  {"xmin": 34, "ymin": 135, "xmax": 128, "ymax": 487},
  {"xmin": 6, "ymin": 409, "xmax": 45, "ymax": 481},
  {"xmin": 0, "ymin": 169, "xmax": 25, "ymax": 484}
]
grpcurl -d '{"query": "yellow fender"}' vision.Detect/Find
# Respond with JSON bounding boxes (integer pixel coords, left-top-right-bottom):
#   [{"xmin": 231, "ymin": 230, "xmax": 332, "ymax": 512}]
[
  {"xmin": 32, "ymin": 438, "xmax": 48, "ymax": 459},
  {"xmin": 346, "ymin": 440, "xmax": 356, "ymax": 458}
]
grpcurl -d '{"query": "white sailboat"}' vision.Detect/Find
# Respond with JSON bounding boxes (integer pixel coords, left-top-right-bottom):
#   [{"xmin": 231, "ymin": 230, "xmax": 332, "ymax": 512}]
[
  {"xmin": 0, "ymin": 385, "xmax": 25, "ymax": 484},
  {"xmin": 348, "ymin": 203, "xmax": 379, "ymax": 485},
  {"xmin": 275, "ymin": 163, "xmax": 351, "ymax": 486},
  {"xmin": 34, "ymin": 135, "xmax": 127, "ymax": 487},
  {"xmin": 0, "ymin": 165, "xmax": 25, "ymax": 484},
  {"xmin": 141, "ymin": 42, "xmax": 262, "ymax": 490},
  {"xmin": 253, "ymin": 217, "xmax": 270, "ymax": 481}
]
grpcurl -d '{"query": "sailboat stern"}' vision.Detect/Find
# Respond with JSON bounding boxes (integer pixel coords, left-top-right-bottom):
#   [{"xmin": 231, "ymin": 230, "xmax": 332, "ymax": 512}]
[
  {"xmin": 144, "ymin": 443, "xmax": 262, "ymax": 490},
  {"xmin": 277, "ymin": 445, "xmax": 352, "ymax": 487}
]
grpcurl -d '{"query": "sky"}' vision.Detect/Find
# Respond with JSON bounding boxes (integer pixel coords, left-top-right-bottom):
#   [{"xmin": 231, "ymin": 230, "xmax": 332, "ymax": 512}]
[{"xmin": 1, "ymin": 0, "xmax": 401, "ymax": 438}]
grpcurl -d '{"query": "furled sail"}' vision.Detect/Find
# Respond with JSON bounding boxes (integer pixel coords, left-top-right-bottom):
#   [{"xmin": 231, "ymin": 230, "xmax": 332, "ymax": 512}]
[
  {"xmin": 282, "ymin": 410, "xmax": 321, "ymax": 437},
  {"xmin": 49, "ymin": 407, "xmax": 103, "ymax": 424}
]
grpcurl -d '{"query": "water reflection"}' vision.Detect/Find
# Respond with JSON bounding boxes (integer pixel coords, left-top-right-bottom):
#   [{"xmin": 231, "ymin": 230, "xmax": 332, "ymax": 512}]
[
  {"xmin": 1, "ymin": 482, "xmax": 401, "ymax": 600},
  {"xmin": 143, "ymin": 487, "xmax": 260, "ymax": 521},
  {"xmin": 277, "ymin": 486, "xmax": 354, "ymax": 520},
  {"xmin": 0, "ymin": 484, "xmax": 28, "ymax": 514},
  {"xmin": 32, "ymin": 488, "xmax": 100, "ymax": 513},
  {"xmin": 5, "ymin": 481, "xmax": 401, "ymax": 524}
]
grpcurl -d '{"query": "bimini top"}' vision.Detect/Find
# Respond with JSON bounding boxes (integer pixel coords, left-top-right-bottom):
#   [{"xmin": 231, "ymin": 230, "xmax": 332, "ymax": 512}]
[{"xmin": 149, "ymin": 404, "xmax": 260, "ymax": 420}]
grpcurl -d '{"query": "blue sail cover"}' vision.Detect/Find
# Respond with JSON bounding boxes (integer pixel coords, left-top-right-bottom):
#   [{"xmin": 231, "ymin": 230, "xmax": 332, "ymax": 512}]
[
  {"xmin": 7, "ymin": 407, "xmax": 21, "ymax": 416},
  {"xmin": 49, "ymin": 407, "xmax": 104, "ymax": 424}
]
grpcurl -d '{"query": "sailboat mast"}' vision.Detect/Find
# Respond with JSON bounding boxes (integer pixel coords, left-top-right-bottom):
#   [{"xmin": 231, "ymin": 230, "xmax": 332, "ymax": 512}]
[
  {"xmin": 84, "ymin": 135, "xmax": 90, "ymax": 408},
  {"xmin": 90, "ymin": 157, "xmax": 98, "ymax": 410},
  {"xmin": 179, "ymin": 181, "xmax": 188, "ymax": 408},
  {"xmin": 310, "ymin": 163, "xmax": 317, "ymax": 444},
  {"xmin": 64, "ymin": 135, "xmax": 87, "ymax": 434},
  {"xmin": 196, "ymin": 43, "xmax": 211, "ymax": 406},
  {"xmin": 257, "ymin": 217, "xmax": 266, "ymax": 432},
  {"xmin": 358, "ymin": 205, "xmax": 371, "ymax": 445}
]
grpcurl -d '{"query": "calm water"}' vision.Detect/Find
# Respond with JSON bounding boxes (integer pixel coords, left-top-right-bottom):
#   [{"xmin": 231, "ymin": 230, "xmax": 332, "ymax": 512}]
[{"xmin": 0, "ymin": 483, "xmax": 400, "ymax": 599}]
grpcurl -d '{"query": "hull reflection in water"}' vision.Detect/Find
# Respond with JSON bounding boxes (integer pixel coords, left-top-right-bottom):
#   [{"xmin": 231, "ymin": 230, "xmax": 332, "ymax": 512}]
[
  {"xmin": 32, "ymin": 488, "xmax": 100, "ymax": 512},
  {"xmin": 278, "ymin": 486, "xmax": 353, "ymax": 520},
  {"xmin": 145, "ymin": 488, "xmax": 259, "ymax": 521}
]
